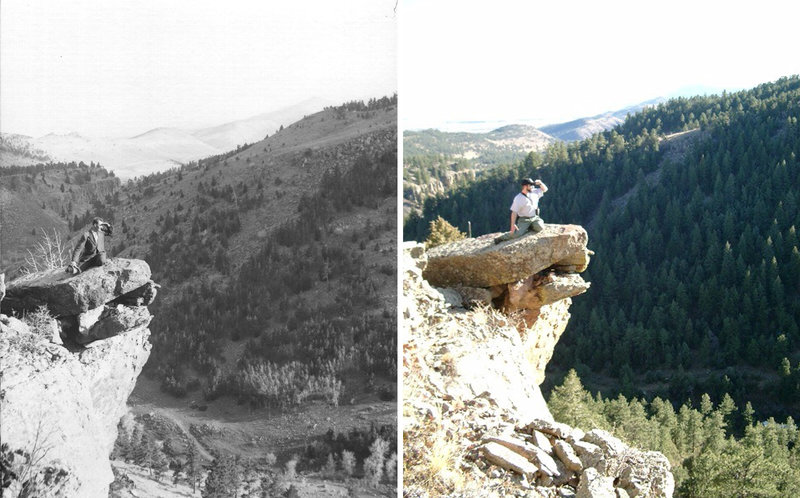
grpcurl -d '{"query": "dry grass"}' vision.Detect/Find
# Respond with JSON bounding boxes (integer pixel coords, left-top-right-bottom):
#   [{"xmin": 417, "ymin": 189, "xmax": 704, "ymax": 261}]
[{"xmin": 403, "ymin": 342, "xmax": 482, "ymax": 496}]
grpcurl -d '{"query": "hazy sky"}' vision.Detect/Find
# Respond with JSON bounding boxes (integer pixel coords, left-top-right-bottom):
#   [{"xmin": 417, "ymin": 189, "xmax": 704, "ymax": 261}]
[
  {"xmin": 1, "ymin": 0, "xmax": 397, "ymax": 138},
  {"xmin": 400, "ymin": 0, "xmax": 800, "ymax": 131}
]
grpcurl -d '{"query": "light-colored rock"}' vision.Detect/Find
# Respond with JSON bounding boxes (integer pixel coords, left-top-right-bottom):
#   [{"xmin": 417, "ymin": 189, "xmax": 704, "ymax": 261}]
[
  {"xmin": 528, "ymin": 443, "xmax": 562, "ymax": 478},
  {"xmin": 576, "ymin": 467, "xmax": 616, "ymax": 498},
  {"xmin": 524, "ymin": 418, "xmax": 584, "ymax": 443},
  {"xmin": 554, "ymin": 439, "xmax": 583, "ymax": 472},
  {"xmin": 616, "ymin": 488, "xmax": 630, "ymax": 498},
  {"xmin": 76, "ymin": 305, "xmax": 153, "ymax": 344},
  {"xmin": 423, "ymin": 224, "xmax": 591, "ymax": 288},
  {"xmin": 582, "ymin": 430, "xmax": 627, "ymax": 459},
  {"xmin": 77, "ymin": 305, "xmax": 105, "ymax": 333},
  {"xmin": 505, "ymin": 273, "xmax": 591, "ymax": 313},
  {"xmin": 0, "ymin": 318, "xmax": 151, "ymax": 498},
  {"xmin": 573, "ymin": 441, "xmax": 605, "ymax": 472},
  {"xmin": 454, "ymin": 285, "xmax": 494, "ymax": 307},
  {"xmin": 531, "ymin": 430, "xmax": 554, "ymax": 455},
  {"xmin": 436, "ymin": 287, "xmax": 464, "ymax": 308},
  {"xmin": 2, "ymin": 258, "xmax": 152, "ymax": 316},
  {"xmin": 485, "ymin": 434, "xmax": 541, "ymax": 461},
  {"xmin": 616, "ymin": 451, "xmax": 674, "ymax": 498},
  {"xmin": 482, "ymin": 442, "xmax": 538, "ymax": 479},
  {"xmin": 521, "ymin": 299, "xmax": 573, "ymax": 384}
]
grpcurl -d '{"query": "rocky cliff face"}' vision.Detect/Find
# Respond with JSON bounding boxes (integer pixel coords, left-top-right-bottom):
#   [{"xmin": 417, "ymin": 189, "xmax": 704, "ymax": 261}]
[
  {"xmin": 403, "ymin": 227, "xmax": 674, "ymax": 497},
  {"xmin": 0, "ymin": 259, "xmax": 155, "ymax": 497}
]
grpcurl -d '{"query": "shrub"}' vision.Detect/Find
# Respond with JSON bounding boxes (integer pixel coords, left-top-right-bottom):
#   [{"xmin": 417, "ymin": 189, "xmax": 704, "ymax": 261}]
[{"xmin": 424, "ymin": 216, "xmax": 465, "ymax": 249}]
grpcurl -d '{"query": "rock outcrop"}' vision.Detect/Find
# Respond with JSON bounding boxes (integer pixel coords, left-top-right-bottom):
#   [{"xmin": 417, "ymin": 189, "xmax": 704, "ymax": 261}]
[
  {"xmin": 1, "ymin": 258, "xmax": 152, "ymax": 317},
  {"xmin": 0, "ymin": 259, "xmax": 155, "ymax": 498},
  {"xmin": 403, "ymin": 227, "xmax": 674, "ymax": 497},
  {"xmin": 423, "ymin": 224, "xmax": 591, "ymax": 287}
]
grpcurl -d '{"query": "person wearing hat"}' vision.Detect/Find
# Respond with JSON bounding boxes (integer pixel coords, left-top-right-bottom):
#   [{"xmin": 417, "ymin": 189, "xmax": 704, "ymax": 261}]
[
  {"xmin": 68, "ymin": 217, "xmax": 109, "ymax": 273},
  {"xmin": 494, "ymin": 178, "xmax": 548, "ymax": 244}
]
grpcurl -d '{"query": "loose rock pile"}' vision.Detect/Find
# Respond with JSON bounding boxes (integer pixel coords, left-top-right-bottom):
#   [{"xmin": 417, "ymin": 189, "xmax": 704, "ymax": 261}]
[{"xmin": 480, "ymin": 419, "xmax": 673, "ymax": 497}]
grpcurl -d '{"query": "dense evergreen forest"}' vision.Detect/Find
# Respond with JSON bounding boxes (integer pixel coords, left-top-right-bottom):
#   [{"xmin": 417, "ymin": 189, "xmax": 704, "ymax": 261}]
[
  {"xmin": 146, "ymin": 148, "xmax": 397, "ymax": 407},
  {"xmin": 549, "ymin": 370, "xmax": 799, "ymax": 496},
  {"xmin": 405, "ymin": 77, "xmax": 800, "ymax": 420}
]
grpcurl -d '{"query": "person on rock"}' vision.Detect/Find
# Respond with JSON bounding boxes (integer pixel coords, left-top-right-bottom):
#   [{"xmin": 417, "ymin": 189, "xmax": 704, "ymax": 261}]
[
  {"xmin": 494, "ymin": 178, "xmax": 548, "ymax": 244},
  {"xmin": 67, "ymin": 217, "xmax": 111, "ymax": 274}
]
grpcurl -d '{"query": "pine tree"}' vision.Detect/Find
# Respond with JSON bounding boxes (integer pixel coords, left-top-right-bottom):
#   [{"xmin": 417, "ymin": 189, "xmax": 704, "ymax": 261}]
[{"xmin": 424, "ymin": 216, "xmax": 465, "ymax": 249}]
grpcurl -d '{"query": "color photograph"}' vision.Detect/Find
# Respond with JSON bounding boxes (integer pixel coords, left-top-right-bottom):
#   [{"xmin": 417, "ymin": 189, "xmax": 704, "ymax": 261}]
[{"xmin": 401, "ymin": 1, "xmax": 800, "ymax": 496}]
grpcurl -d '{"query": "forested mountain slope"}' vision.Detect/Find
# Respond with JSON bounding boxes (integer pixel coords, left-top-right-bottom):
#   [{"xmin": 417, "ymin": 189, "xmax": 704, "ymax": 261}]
[
  {"xmin": 405, "ymin": 77, "xmax": 800, "ymax": 420},
  {"xmin": 110, "ymin": 99, "xmax": 398, "ymax": 406}
]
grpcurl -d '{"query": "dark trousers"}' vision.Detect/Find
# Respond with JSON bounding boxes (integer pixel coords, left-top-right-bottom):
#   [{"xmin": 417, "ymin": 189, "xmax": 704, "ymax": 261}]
[{"xmin": 78, "ymin": 252, "xmax": 107, "ymax": 272}]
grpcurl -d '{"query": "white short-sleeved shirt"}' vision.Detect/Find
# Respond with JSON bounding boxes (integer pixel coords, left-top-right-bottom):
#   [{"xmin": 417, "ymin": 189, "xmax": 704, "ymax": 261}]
[{"xmin": 510, "ymin": 189, "xmax": 543, "ymax": 217}]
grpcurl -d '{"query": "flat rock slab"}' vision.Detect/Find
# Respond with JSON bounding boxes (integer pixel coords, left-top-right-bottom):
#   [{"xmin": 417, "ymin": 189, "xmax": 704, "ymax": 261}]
[
  {"xmin": 2, "ymin": 259, "xmax": 151, "ymax": 317},
  {"xmin": 423, "ymin": 224, "xmax": 590, "ymax": 288},
  {"xmin": 482, "ymin": 441, "xmax": 539, "ymax": 478}
]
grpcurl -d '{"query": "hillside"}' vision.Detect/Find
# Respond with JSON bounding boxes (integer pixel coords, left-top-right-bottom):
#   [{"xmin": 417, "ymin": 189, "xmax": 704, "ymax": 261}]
[
  {"xmin": 403, "ymin": 125, "xmax": 555, "ymax": 213},
  {"xmin": 2, "ymin": 97, "xmax": 399, "ymax": 495},
  {"xmin": 0, "ymin": 133, "xmax": 53, "ymax": 166},
  {"xmin": 540, "ymin": 98, "xmax": 663, "ymax": 141},
  {"xmin": 0, "ymin": 99, "xmax": 330, "ymax": 179},
  {"xmin": 405, "ymin": 76, "xmax": 800, "ymax": 422}
]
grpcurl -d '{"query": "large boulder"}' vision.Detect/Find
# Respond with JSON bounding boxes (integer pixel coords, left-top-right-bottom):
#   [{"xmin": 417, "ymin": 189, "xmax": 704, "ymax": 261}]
[
  {"xmin": 1, "ymin": 259, "xmax": 151, "ymax": 317},
  {"xmin": 60, "ymin": 305, "xmax": 153, "ymax": 345},
  {"xmin": 422, "ymin": 224, "xmax": 591, "ymax": 288}
]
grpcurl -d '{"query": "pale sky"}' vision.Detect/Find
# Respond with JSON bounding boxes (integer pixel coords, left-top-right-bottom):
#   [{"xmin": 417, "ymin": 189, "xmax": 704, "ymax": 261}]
[
  {"xmin": 400, "ymin": 0, "xmax": 800, "ymax": 131},
  {"xmin": 1, "ymin": 0, "xmax": 397, "ymax": 138}
]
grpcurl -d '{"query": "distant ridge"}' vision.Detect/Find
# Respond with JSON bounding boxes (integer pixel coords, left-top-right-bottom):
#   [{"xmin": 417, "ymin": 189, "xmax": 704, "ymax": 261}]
[
  {"xmin": 540, "ymin": 98, "xmax": 664, "ymax": 141},
  {"xmin": 1, "ymin": 98, "xmax": 332, "ymax": 179}
]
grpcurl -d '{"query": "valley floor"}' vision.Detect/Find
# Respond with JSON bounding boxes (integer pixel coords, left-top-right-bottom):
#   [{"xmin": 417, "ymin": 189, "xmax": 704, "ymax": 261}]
[{"xmin": 129, "ymin": 377, "xmax": 396, "ymax": 462}]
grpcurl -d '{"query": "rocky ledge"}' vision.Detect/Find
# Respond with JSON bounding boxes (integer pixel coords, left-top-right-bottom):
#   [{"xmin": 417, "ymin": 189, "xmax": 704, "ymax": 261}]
[
  {"xmin": 403, "ymin": 227, "xmax": 674, "ymax": 497},
  {"xmin": 0, "ymin": 258, "xmax": 156, "ymax": 498}
]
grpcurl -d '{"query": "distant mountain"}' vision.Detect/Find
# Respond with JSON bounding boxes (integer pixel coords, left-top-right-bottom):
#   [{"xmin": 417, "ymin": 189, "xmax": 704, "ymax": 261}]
[
  {"xmin": 404, "ymin": 124, "xmax": 555, "ymax": 160},
  {"xmin": 403, "ymin": 124, "xmax": 555, "ymax": 215},
  {"xmin": 191, "ymin": 96, "xmax": 332, "ymax": 150},
  {"xmin": 0, "ymin": 133, "xmax": 52, "ymax": 166},
  {"xmin": 0, "ymin": 98, "xmax": 331, "ymax": 179},
  {"xmin": 540, "ymin": 98, "xmax": 664, "ymax": 141}
]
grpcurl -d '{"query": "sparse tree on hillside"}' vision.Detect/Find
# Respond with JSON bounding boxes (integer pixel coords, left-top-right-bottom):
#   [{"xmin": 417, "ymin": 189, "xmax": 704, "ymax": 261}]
[
  {"xmin": 203, "ymin": 453, "xmax": 240, "ymax": 498},
  {"xmin": 363, "ymin": 437, "xmax": 388, "ymax": 487},
  {"xmin": 186, "ymin": 441, "xmax": 202, "ymax": 494}
]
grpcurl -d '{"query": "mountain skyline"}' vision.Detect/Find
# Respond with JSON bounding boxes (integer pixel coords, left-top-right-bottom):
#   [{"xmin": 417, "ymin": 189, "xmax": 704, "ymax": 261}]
[{"xmin": 0, "ymin": 97, "xmax": 335, "ymax": 178}]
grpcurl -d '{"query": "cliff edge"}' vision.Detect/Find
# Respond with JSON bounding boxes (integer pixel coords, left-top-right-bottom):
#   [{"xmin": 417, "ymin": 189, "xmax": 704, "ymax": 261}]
[
  {"xmin": 1, "ymin": 259, "xmax": 156, "ymax": 498},
  {"xmin": 403, "ymin": 227, "xmax": 674, "ymax": 497}
]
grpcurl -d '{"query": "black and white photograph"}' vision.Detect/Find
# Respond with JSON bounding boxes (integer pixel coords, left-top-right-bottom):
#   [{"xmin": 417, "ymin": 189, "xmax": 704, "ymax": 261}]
[
  {"xmin": 1, "ymin": 1, "xmax": 397, "ymax": 496},
  {"xmin": 400, "ymin": 1, "xmax": 800, "ymax": 497}
]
